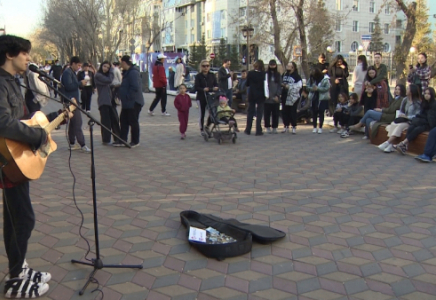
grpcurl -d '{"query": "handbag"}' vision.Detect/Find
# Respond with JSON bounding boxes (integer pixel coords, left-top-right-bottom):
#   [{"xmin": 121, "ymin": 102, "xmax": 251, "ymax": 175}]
[
  {"xmin": 394, "ymin": 117, "xmax": 411, "ymax": 124},
  {"xmin": 264, "ymin": 73, "xmax": 269, "ymax": 98}
]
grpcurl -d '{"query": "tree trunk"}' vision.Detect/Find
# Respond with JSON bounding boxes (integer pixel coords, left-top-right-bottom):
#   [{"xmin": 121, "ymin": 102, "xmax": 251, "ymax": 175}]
[
  {"xmin": 394, "ymin": 0, "xmax": 417, "ymax": 85},
  {"xmin": 431, "ymin": 62, "xmax": 436, "ymax": 78},
  {"xmin": 294, "ymin": 0, "xmax": 309, "ymax": 79},
  {"xmin": 269, "ymin": 0, "xmax": 288, "ymax": 67}
]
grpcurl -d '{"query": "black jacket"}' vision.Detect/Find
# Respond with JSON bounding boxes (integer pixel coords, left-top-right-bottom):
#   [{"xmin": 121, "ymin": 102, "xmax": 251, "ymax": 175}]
[
  {"xmin": 0, "ymin": 68, "xmax": 46, "ymax": 151},
  {"xmin": 49, "ymin": 64, "xmax": 62, "ymax": 80},
  {"xmin": 77, "ymin": 70, "xmax": 96, "ymax": 89},
  {"xmin": 411, "ymin": 101, "xmax": 436, "ymax": 130},
  {"xmin": 218, "ymin": 66, "xmax": 231, "ymax": 91},
  {"xmin": 194, "ymin": 72, "xmax": 218, "ymax": 102}
]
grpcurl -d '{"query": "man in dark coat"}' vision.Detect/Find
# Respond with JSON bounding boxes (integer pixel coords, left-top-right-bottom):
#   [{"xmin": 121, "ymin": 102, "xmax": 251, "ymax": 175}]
[
  {"xmin": 218, "ymin": 58, "xmax": 233, "ymax": 108},
  {"xmin": 49, "ymin": 59, "xmax": 62, "ymax": 97}
]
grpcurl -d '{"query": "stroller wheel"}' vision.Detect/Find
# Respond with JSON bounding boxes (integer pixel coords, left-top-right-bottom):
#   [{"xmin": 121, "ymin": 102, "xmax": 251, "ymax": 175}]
[
  {"xmin": 203, "ymin": 133, "xmax": 209, "ymax": 142},
  {"xmin": 232, "ymin": 137, "xmax": 236, "ymax": 144},
  {"xmin": 218, "ymin": 138, "xmax": 222, "ymax": 145}
]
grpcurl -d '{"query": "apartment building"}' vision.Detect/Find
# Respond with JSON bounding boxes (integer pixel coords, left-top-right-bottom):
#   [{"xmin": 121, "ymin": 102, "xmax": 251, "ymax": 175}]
[{"xmin": 324, "ymin": 0, "xmax": 398, "ymax": 56}]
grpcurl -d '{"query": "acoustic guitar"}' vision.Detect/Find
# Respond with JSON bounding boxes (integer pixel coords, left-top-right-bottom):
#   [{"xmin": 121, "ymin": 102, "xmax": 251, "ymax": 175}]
[{"xmin": 0, "ymin": 102, "xmax": 76, "ymax": 184}]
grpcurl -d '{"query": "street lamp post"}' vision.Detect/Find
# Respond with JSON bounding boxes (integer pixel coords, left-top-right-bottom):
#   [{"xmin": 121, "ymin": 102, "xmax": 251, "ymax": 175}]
[
  {"xmin": 242, "ymin": 25, "xmax": 254, "ymax": 70},
  {"xmin": 326, "ymin": 46, "xmax": 333, "ymax": 64}
]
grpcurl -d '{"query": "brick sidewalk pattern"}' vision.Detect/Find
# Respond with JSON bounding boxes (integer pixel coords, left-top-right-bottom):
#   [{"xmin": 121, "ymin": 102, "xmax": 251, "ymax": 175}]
[{"xmin": 1, "ymin": 93, "xmax": 436, "ymax": 300}]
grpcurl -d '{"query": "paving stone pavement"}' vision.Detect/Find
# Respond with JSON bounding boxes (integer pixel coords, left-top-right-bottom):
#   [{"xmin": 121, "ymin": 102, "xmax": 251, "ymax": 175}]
[{"xmin": 1, "ymin": 92, "xmax": 436, "ymax": 300}]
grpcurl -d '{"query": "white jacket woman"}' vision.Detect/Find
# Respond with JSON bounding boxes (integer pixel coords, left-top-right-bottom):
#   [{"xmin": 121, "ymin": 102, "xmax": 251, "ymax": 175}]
[
  {"xmin": 174, "ymin": 58, "xmax": 185, "ymax": 88},
  {"xmin": 352, "ymin": 55, "xmax": 368, "ymax": 101}
]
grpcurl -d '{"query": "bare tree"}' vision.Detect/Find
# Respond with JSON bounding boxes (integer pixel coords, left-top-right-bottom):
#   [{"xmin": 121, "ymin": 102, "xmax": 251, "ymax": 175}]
[{"xmin": 393, "ymin": 0, "xmax": 417, "ymax": 84}]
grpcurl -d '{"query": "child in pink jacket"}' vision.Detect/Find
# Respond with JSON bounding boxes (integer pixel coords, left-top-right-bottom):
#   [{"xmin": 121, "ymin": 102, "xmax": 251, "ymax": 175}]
[{"xmin": 174, "ymin": 84, "xmax": 192, "ymax": 139}]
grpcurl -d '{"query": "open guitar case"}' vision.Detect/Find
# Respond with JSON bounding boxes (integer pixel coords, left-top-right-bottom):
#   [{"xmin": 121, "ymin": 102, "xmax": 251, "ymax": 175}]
[{"xmin": 180, "ymin": 210, "xmax": 286, "ymax": 260}]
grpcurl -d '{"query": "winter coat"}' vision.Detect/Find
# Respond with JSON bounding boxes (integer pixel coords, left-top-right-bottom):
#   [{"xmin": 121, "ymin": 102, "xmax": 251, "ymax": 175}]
[
  {"xmin": 370, "ymin": 96, "xmax": 404, "ymax": 139},
  {"xmin": 174, "ymin": 94, "xmax": 192, "ymax": 112},
  {"xmin": 352, "ymin": 63, "xmax": 367, "ymax": 100},
  {"xmin": 118, "ymin": 66, "xmax": 145, "ymax": 109},
  {"xmin": 285, "ymin": 72, "xmax": 302, "ymax": 106},
  {"xmin": 307, "ymin": 75, "xmax": 331, "ymax": 102},
  {"xmin": 152, "ymin": 60, "xmax": 167, "ymax": 88},
  {"xmin": 94, "ymin": 70, "xmax": 115, "ymax": 107},
  {"xmin": 61, "ymin": 67, "xmax": 81, "ymax": 100},
  {"xmin": 194, "ymin": 72, "xmax": 218, "ymax": 102},
  {"xmin": 265, "ymin": 72, "xmax": 282, "ymax": 104},
  {"xmin": 175, "ymin": 63, "xmax": 185, "ymax": 87},
  {"xmin": 77, "ymin": 70, "xmax": 96, "ymax": 89},
  {"xmin": 246, "ymin": 70, "xmax": 266, "ymax": 102},
  {"xmin": 410, "ymin": 101, "xmax": 436, "ymax": 130},
  {"xmin": 218, "ymin": 66, "xmax": 232, "ymax": 91},
  {"xmin": 348, "ymin": 104, "xmax": 364, "ymax": 117}
]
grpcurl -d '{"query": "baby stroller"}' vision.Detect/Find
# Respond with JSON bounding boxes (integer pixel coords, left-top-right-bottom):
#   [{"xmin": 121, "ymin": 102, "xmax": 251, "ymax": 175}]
[{"xmin": 203, "ymin": 91, "xmax": 238, "ymax": 144}]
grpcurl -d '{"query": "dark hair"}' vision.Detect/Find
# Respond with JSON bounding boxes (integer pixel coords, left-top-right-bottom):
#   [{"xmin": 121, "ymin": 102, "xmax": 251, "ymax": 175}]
[
  {"xmin": 338, "ymin": 92, "xmax": 349, "ymax": 102},
  {"xmin": 222, "ymin": 58, "xmax": 230, "ymax": 64},
  {"xmin": 121, "ymin": 55, "xmax": 132, "ymax": 65},
  {"xmin": 176, "ymin": 57, "xmax": 182, "ymax": 63},
  {"xmin": 417, "ymin": 52, "xmax": 428, "ymax": 68},
  {"xmin": 357, "ymin": 55, "xmax": 368, "ymax": 71},
  {"xmin": 113, "ymin": 61, "xmax": 120, "ymax": 66},
  {"xmin": 241, "ymin": 69, "xmax": 247, "ymax": 73},
  {"xmin": 54, "ymin": 59, "xmax": 59, "ymax": 63},
  {"xmin": 421, "ymin": 87, "xmax": 435, "ymax": 111},
  {"xmin": 395, "ymin": 84, "xmax": 407, "ymax": 98},
  {"xmin": 253, "ymin": 60, "xmax": 265, "ymax": 72},
  {"xmin": 319, "ymin": 53, "xmax": 326, "ymax": 59},
  {"xmin": 374, "ymin": 53, "xmax": 382, "ymax": 58},
  {"xmin": 70, "ymin": 56, "xmax": 81, "ymax": 65},
  {"xmin": 301, "ymin": 86, "xmax": 309, "ymax": 95},
  {"xmin": 178, "ymin": 83, "xmax": 187, "ymax": 89},
  {"xmin": 408, "ymin": 84, "xmax": 421, "ymax": 102},
  {"xmin": 82, "ymin": 62, "xmax": 89, "ymax": 67},
  {"xmin": 349, "ymin": 93, "xmax": 358, "ymax": 101},
  {"xmin": 331, "ymin": 55, "xmax": 346, "ymax": 68},
  {"xmin": 232, "ymin": 72, "xmax": 238, "ymax": 81},
  {"xmin": 290, "ymin": 61, "xmax": 298, "ymax": 75},
  {"xmin": 267, "ymin": 63, "xmax": 280, "ymax": 84},
  {"xmin": 98, "ymin": 60, "xmax": 111, "ymax": 75},
  {"xmin": 0, "ymin": 35, "xmax": 31, "ymax": 66},
  {"xmin": 365, "ymin": 66, "xmax": 377, "ymax": 82},
  {"xmin": 312, "ymin": 67, "xmax": 324, "ymax": 84}
]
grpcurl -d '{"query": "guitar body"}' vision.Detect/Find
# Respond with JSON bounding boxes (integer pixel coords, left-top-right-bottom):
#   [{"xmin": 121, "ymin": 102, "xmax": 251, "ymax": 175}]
[{"xmin": 0, "ymin": 111, "xmax": 58, "ymax": 184}]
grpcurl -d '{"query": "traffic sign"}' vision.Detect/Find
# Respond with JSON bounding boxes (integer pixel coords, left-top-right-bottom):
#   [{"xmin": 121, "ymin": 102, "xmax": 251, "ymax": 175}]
[{"xmin": 210, "ymin": 53, "xmax": 215, "ymax": 59}]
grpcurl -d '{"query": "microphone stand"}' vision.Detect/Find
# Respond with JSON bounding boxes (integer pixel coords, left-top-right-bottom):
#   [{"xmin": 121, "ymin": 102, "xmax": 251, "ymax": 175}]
[{"xmin": 38, "ymin": 76, "xmax": 143, "ymax": 295}]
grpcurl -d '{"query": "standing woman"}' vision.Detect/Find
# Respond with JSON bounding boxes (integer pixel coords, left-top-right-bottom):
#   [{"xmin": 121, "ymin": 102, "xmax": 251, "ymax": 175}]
[
  {"xmin": 245, "ymin": 60, "xmax": 266, "ymax": 136},
  {"xmin": 194, "ymin": 59, "xmax": 218, "ymax": 136},
  {"xmin": 94, "ymin": 61, "xmax": 122, "ymax": 146},
  {"xmin": 315, "ymin": 53, "xmax": 329, "ymax": 74},
  {"xmin": 407, "ymin": 52, "xmax": 431, "ymax": 94},
  {"xmin": 352, "ymin": 55, "xmax": 368, "ymax": 101},
  {"xmin": 307, "ymin": 68, "xmax": 331, "ymax": 133},
  {"xmin": 77, "ymin": 62, "xmax": 96, "ymax": 112},
  {"xmin": 281, "ymin": 62, "xmax": 302, "ymax": 134},
  {"xmin": 174, "ymin": 57, "xmax": 185, "ymax": 89},
  {"xmin": 264, "ymin": 60, "xmax": 282, "ymax": 134},
  {"xmin": 328, "ymin": 55, "xmax": 349, "ymax": 115}
]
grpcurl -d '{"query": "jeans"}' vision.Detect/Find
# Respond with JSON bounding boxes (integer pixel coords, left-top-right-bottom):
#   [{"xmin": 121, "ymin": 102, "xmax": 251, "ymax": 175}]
[
  {"xmin": 120, "ymin": 103, "xmax": 142, "ymax": 144},
  {"xmin": 81, "ymin": 86, "xmax": 93, "ymax": 111},
  {"xmin": 3, "ymin": 182, "xmax": 35, "ymax": 277},
  {"xmin": 246, "ymin": 99, "xmax": 265, "ymax": 134},
  {"xmin": 225, "ymin": 89, "xmax": 233, "ymax": 108},
  {"xmin": 424, "ymin": 127, "xmax": 436, "ymax": 157},
  {"xmin": 150, "ymin": 87, "xmax": 167, "ymax": 113},
  {"xmin": 406, "ymin": 124, "xmax": 427, "ymax": 142},
  {"xmin": 360, "ymin": 110, "xmax": 382, "ymax": 137}
]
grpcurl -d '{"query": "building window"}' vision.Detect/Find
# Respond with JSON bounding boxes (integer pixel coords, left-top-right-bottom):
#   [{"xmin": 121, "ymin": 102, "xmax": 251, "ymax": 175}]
[
  {"xmin": 191, "ymin": 34, "xmax": 194, "ymax": 42},
  {"xmin": 352, "ymin": 21, "xmax": 359, "ymax": 32},
  {"xmin": 185, "ymin": 35, "xmax": 188, "ymax": 44},
  {"xmin": 351, "ymin": 41, "xmax": 359, "ymax": 51},
  {"xmin": 369, "ymin": 1, "xmax": 375, "ymax": 13},
  {"xmin": 336, "ymin": 0, "xmax": 341, "ymax": 10},
  {"xmin": 384, "ymin": 24, "xmax": 389, "ymax": 34},
  {"xmin": 336, "ymin": 19, "xmax": 342, "ymax": 31},
  {"xmin": 335, "ymin": 41, "xmax": 342, "ymax": 52},
  {"xmin": 369, "ymin": 22, "xmax": 375, "ymax": 33},
  {"xmin": 385, "ymin": 4, "xmax": 390, "ymax": 14},
  {"xmin": 239, "ymin": 7, "xmax": 246, "ymax": 17},
  {"xmin": 221, "ymin": 10, "xmax": 226, "ymax": 20},
  {"xmin": 384, "ymin": 43, "xmax": 390, "ymax": 52},
  {"xmin": 191, "ymin": 19, "xmax": 194, "ymax": 27},
  {"xmin": 353, "ymin": 0, "xmax": 359, "ymax": 11},
  {"xmin": 396, "ymin": 35, "xmax": 402, "ymax": 44},
  {"xmin": 396, "ymin": 20, "xmax": 403, "ymax": 29}
]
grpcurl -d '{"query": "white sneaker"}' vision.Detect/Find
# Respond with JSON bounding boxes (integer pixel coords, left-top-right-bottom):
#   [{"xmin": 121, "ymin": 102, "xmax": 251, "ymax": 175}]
[
  {"xmin": 266, "ymin": 128, "xmax": 272, "ymax": 134},
  {"xmin": 272, "ymin": 128, "xmax": 278, "ymax": 134},
  {"xmin": 330, "ymin": 127, "xmax": 339, "ymax": 133},
  {"xmin": 282, "ymin": 127, "xmax": 289, "ymax": 133},
  {"xmin": 318, "ymin": 128, "xmax": 323, "ymax": 134},
  {"xmin": 384, "ymin": 144, "xmax": 395, "ymax": 153},
  {"xmin": 5, "ymin": 260, "xmax": 51, "ymax": 284},
  {"xmin": 341, "ymin": 131, "xmax": 350, "ymax": 138},
  {"xmin": 362, "ymin": 136, "xmax": 368, "ymax": 140},
  {"xmin": 162, "ymin": 111, "xmax": 171, "ymax": 116},
  {"xmin": 312, "ymin": 128, "xmax": 317, "ymax": 133},
  {"xmin": 292, "ymin": 127, "xmax": 296, "ymax": 134},
  {"xmin": 148, "ymin": 110, "xmax": 154, "ymax": 116},
  {"xmin": 70, "ymin": 144, "xmax": 81, "ymax": 151},
  {"xmin": 337, "ymin": 129, "xmax": 345, "ymax": 134},
  {"xmin": 378, "ymin": 141, "xmax": 390, "ymax": 151},
  {"xmin": 81, "ymin": 145, "xmax": 91, "ymax": 153},
  {"xmin": 4, "ymin": 277, "xmax": 49, "ymax": 299}
]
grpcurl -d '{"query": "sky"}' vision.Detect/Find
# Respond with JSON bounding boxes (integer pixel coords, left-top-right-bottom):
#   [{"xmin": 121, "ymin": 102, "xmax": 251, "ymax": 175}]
[{"xmin": 0, "ymin": 0, "xmax": 44, "ymax": 38}]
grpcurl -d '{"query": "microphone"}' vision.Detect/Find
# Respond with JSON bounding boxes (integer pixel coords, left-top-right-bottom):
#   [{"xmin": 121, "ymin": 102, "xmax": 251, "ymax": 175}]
[{"xmin": 29, "ymin": 64, "xmax": 62, "ymax": 86}]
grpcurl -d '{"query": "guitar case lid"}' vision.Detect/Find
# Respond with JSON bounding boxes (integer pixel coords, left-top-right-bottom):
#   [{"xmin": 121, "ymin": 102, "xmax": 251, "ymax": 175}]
[{"xmin": 180, "ymin": 211, "xmax": 286, "ymax": 260}]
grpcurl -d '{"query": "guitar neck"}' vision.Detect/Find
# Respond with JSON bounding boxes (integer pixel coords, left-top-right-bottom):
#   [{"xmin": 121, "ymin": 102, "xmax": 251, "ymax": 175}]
[{"xmin": 44, "ymin": 112, "xmax": 67, "ymax": 134}]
